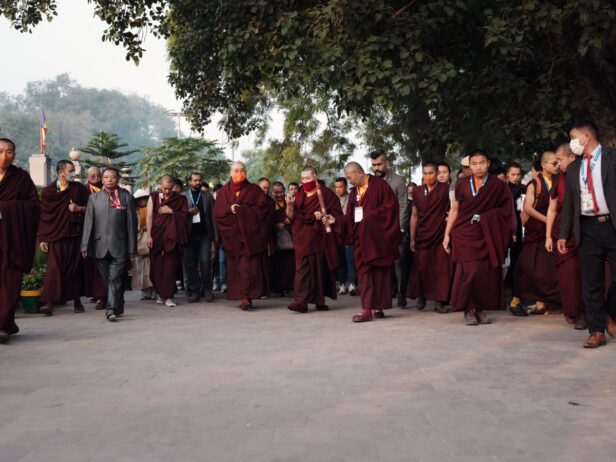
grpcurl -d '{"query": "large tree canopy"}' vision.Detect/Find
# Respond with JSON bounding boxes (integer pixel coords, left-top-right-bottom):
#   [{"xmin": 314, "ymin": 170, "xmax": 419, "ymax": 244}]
[{"xmin": 3, "ymin": 1, "xmax": 615, "ymax": 164}]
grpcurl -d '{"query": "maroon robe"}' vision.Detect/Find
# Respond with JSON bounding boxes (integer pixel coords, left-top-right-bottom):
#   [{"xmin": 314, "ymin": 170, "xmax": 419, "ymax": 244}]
[
  {"xmin": 407, "ymin": 181, "xmax": 452, "ymax": 302},
  {"xmin": 515, "ymin": 175, "xmax": 560, "ymax": 305},
  {"xmin": 270, "ymin": 200, "xmax": 295, "ymax": 292},
  {"xmin": 550, "ymin": 173, "xmax": 584, "ymax": 317},
  {"xmin": 213, "ymin": 180, "xmax": 271, "ymax": 300},
  {"xmin": 149, "ymin": 191, "xmax": 189, "ymax": 299},
  {"xmin": 0, "ymin": 166, "xmax": 40, "ymax": 334},
  {"xmin": 291, "ymin": 181, "xmax": 342, "ymax": 306},
  {"xmin": 336, "ymin": 175, "xmax": 400, "ymax": 310},
  {"xmin": 39, "ymin": 181, "xmax": 88, "ymax": 304},
  {"xmin": 450, "ymin": 176, "xmax": 512, "ymax": 312},
  {"xmin": 83, "ymin": 183, "xmax": 107, "ymax": 301}
]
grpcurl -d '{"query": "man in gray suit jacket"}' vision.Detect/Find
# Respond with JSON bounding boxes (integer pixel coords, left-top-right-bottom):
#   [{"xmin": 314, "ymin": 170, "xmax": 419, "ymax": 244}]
[
  {"xmin": 81, "ymin": 167, "xmax": 137, "ymax": 322},
  {"xmin": 558, "ymin": 120, "xmax": 616, "ymax": 348},
  {"xmin": 370, "ymin": 149, "xmax": 409, "ymax": 307}
]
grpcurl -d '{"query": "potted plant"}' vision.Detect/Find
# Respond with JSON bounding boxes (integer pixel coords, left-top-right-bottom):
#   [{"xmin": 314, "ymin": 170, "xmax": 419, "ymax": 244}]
[{"xmin": 21, "ymin": 266, "xmax": 45, "ymax": 314}]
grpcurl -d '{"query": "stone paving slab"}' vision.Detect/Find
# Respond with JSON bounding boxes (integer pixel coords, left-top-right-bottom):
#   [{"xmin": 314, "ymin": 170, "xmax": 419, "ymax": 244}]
[{"xmin": 1, "ymin": 293, "xmax": 616, "ymax": 462}]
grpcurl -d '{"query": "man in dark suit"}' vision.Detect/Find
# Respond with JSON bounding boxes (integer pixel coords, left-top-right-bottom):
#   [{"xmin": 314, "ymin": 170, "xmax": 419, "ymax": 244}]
[
  {"xmin": 81, "ymin": 167, "xmax": 137, "ymax": 322},
  {"xmin": 182, "ymin": 172, "xmax": 217, "ymax": 303},
  {"xmin": 558, "ymin": 120, "xmax": 616, "ymax": 348}
]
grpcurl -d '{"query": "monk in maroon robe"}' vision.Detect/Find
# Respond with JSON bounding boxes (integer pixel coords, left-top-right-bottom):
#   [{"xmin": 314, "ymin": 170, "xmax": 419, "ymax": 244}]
[
  {"xmin": 214, "ymin": 162, "xmax": 271, "ymax": 309},
  {"xmin": 39, "ymin": 160, "xmax": 88, "ymax": 315},
  {"xmin": 147, "ymin": 175, "xmax": 189, "ymax": 306},
  {"xmin": 328, "ymin": 162, "xmax": 400, "ymax": 322},
  {"xmin": 0, "ymin": 138, "xmax": 40, "ymax": 343},
  {"xmin": 515, "ymin": 151, "xmax": 560, "ymax": 313},
  {"xmin": 407, "ymin": 162, "xmax": 452, "ymax": 313},
  {"xmin": 444, "ymin": 150, "xmax": 514, "ymax": 325},
  {"xmin": 546, "ymin": 144, "xmax": 585, "ymax": 329},
  {"xmin": 270, "ymin": 181, "xmax": 295, "ymax": 295},
  {"xmin": 83, "ymin": 166, "xmax": 107, "ymax": 308},
  {"xmin": 287, "ymin": 167, "xmax": 342, "ymax": 313}
]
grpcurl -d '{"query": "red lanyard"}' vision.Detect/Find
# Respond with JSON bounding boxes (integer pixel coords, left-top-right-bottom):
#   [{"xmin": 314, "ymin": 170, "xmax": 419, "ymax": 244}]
[{"xmin": 108, "ymin": 189, "xmax": 122, "ymax": 208}]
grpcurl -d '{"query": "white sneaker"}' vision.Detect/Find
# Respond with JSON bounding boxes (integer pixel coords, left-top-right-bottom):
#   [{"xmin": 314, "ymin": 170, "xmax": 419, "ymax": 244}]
[
  {"xmin": 338, "ymin": 285, "xmax": 348, "ymax": 295},
  {"xmin": 165, "ymin": 298, "xmax": 177, "ymax": 307},
  {"xmin": 156, "ymin": 295, "xmax": 163, "ymax": 304},
  {"xmin": 212, "ymin": 283, "xmax": 220, "ymax": 292},
  {"xmin": 348, "ymin": 283, "xmax": 358, "ymax": 296},
  {"xmin": 221, "ymin": 283, "xmax": 227, "ymax": 294}
]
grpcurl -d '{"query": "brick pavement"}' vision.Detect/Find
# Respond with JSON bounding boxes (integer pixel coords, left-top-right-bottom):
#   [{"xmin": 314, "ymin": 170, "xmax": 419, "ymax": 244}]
[{"xmin": 1, "ymin": 292, "xmax": 616, "ymax": 462}]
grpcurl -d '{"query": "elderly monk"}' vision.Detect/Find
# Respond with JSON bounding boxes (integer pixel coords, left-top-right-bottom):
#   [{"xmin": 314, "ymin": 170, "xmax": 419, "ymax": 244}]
[
  {"xmin": 515, "ymin": 151, "xmax": 561, "ymax": 315},
  {"xmin": 39, "ymin": 160, "xmax": 88, "ymax": 316},
  {"xmin": 443, "ymin": 149, "xmax": 514, "ymax": 325},
  {"xmin": 287, "ymin": 167, "xmax": 342, "ymax": 313},
  {"xmin": 326, "ymin": 162, "xmax": 400, "ymax": 322},
  {"xmin": 83, "ymin": 166, "xmax": 107, "ymax": 309},
  {"xmin": 408, "ymin": 161, "xmax": 452, "ymax": 313},
  {"xmin": 546, "ymin": 144, "xmax": 586, "ymax": 329},
  {"xmin": 0, "ymin": 138, "xmax": 40, "ymax": 343},
  {"xmin": 146, "ymin": 175, "xmax": 189, "ymax": 307},
  {"xmin": 214, "ymin": 162, "xmax": 271, "ymax": 309},
  {"xmin": 270, "ymin": 181, "xmax": 295, "ymax": 296}
]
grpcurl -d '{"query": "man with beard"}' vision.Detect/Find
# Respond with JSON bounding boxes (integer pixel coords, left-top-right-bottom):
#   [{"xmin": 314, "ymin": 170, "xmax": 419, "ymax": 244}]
[
  {"xmin": 147, "ymin": 175, "xmax": 190, "ymax": 307},
  {"xmin": 270, "ymin": 181, "xmax": 295, "ymax": 296},
  {"xmin": 39, "ymin": 160, "xmax": 89, "ymax": 316},
  {"xmin": 443, "ymin": 150, "xmax": 514, "ymax": 325},
  {"xmin": 370, "ymin": 149, "xmax": 408, "ymax": 307},
  {"xmin": 546, "ymin": 144, "xmax": 586, "ymax": 330},
  {"xmin": 408, "ymin": 162, "xmax": 452, "ymax": 313},
  {"xmin": 504, "ymin": 162, "xmax": 525, "ymax": 313},
  {"xmin": 287, "ymin": 167, "xmax": 342, "ymax": 313},
  {"xmin": 515, "ymin": 152, "xmax": 561, "ymax": 315},
  {"xmin": 325, "ymin": 162, "xmax": 400, "ymax": 322},
  {"xmin": 0, "ymin": 138, "xmax": 40, "ymax": 343},
  {"xmin": 214, "ymin": 162, "xmax": 271, "ymax": 309}
]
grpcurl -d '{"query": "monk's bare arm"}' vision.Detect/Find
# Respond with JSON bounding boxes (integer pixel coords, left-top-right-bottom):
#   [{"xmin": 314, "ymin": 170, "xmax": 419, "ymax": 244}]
[
  {"xmin": 545, "ymin": 196, "xmax": 557, "ymax": 252},
  {"xmin": 409, "ymin": 205, "xmax": 418, "ymax": 251},
  {"xmin": 523, "ymin": 183, "xmax": 546, "ymax": 223},
  {"xmin": 146, "ymin": 196, "xmax": 154, "ymax": 248},
  {"xmin": 442, "ymin": 199, "xmax": 459, "ymax": 253}
]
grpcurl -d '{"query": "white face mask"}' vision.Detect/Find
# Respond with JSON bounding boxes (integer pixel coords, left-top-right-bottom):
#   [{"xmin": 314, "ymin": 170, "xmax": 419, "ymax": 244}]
[{"xmin": 569, "ymin": 138, "xmax": 585, "ymax": 156}]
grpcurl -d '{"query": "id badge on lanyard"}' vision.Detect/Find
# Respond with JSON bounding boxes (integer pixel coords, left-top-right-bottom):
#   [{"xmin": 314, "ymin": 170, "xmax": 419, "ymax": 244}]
[{"xmin": 354, "ymin": 191, "xmax": 364, "ymax": 223}]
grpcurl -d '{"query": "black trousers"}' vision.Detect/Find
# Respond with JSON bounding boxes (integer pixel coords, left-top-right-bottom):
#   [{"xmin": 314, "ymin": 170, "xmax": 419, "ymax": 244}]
[
  {"xmin": 95, "ymin": 253, "xmax": 126, "ymax": 316},
  {"xmin": 578, "ymin": 217, "xmax": 616, "ymax": 333}
]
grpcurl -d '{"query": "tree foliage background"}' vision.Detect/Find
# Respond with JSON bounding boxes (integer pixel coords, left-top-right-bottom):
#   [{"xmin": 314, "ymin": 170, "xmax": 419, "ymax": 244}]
[
  {"xmin": 0, "ymin": 74, "xmax": 175, "ymax": 167},
  {"xmin": 3, "ymin": 1, "xmax": 616, "ymax": 168}
]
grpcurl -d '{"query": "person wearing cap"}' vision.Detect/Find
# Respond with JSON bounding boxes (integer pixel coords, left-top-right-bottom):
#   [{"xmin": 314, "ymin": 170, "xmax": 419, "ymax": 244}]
[
  {"xmin": 448, "ymin": 156, "xmax": 471, "ymax": 204},
  {"xmin": 132, "ymin": 188, "xmax": 154, "ymax": 300}
]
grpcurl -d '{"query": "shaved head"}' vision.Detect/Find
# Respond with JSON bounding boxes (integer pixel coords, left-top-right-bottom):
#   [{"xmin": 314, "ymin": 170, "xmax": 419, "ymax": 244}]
[
  {"xmin": 344, "ymin": 162, "xmax": 364, "ymax": 174},
  {"xmin": 87, "ymin": 166, "xmax": 102, "ymax": 184},
  {"xmin": 301, "ymin": 166, "xmax": 318, "ymax": 175},
  {"xmin": 540, "ymin": 151, "xmax": 555, "ymax": 162},
  {"xmin": 230, "ymin": 162, "xmax": 246, "ymax": 173}
]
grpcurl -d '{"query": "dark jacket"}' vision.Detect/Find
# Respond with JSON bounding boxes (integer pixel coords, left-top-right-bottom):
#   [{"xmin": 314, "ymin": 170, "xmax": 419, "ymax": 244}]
[
  {"xmin": 559, "ymin": 146, "xmax": 616, "ymax": 244},
  {"xmin": 184, "ymin": 189, "xmax": 217, "ymax": 238}
]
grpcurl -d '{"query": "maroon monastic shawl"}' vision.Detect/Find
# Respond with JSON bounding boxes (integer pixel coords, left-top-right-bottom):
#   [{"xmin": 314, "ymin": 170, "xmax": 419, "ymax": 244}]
[
  {"xmin": 0, "ymin": 166, "xmax": 40, "ymax": 272},
  {"xmin": 411, "ymin": 181, "xmax": 450, "ymax": 248},
  {"xmin": 524, "ymin": 174, "xmax": 552, "ymax": 243},
  {"xmin": 150, "ymin": 191, "xmax": 189, "ymax": 254},
  {"xmin": 291, "ymin": 181, "xmax": 342, "ymax": 269},
  {"xmin": 451, "ymin": 176, "xmax": 513, "ymax": 268},
  {"xmin": 214, "ymin": 180, "xmax": 271, "ymax": 257},
  {"xmin": 39, "ymin": 181, "xmax": 88, "ymax": 241}
]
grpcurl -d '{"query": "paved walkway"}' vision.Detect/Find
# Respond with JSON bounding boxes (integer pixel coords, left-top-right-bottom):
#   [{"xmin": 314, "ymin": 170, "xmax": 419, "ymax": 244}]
[{"xmin": 2, "ymin": 292, "xmax": 616, "ymax": 462}]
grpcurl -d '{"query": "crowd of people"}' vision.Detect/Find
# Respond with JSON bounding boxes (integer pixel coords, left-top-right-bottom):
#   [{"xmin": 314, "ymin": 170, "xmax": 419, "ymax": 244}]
[{"xmin": 1, "ymin": 119, "xmax": 615, "ymax": 348}]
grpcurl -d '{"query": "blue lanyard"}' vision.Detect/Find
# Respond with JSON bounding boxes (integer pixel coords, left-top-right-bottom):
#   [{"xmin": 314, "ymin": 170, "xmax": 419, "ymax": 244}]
[
  {"xmin": 581, "ymin": 146, "xmax": 602, "ymax": 187},
  {"xmin": 469, "ymin": 175, "xmax": 488, "ymax": 197},
  {"xmin": 190, "ymin": 190, "xmax": 202, "ymax": 207}
]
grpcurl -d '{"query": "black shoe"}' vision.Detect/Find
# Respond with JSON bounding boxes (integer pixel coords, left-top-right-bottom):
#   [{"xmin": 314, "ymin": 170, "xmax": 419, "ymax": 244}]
[
  {"xmin": 509, "ymin": 305, "xmax": 528, "ymax": 317},
  {"xmin": 397, "ymin": 294, "xmax": 407, "ymax": 308},
  {"xmin": 574, "ymin": 316, "xmax": 587, "ymax": 330},
  {"xmin": 416, "ymin": 297, "xmax": 426, "ymax": 311},
  {"xmin": 316, "ymin": 304, "xmax": 330, "ymax": 311},
  {"xmin": 0, "ymin": 331, "xmax": 9, "ymax": 344},
  {"xmin": 434, "ymin": 302, "xmax": 450, "ymax": 314}
]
